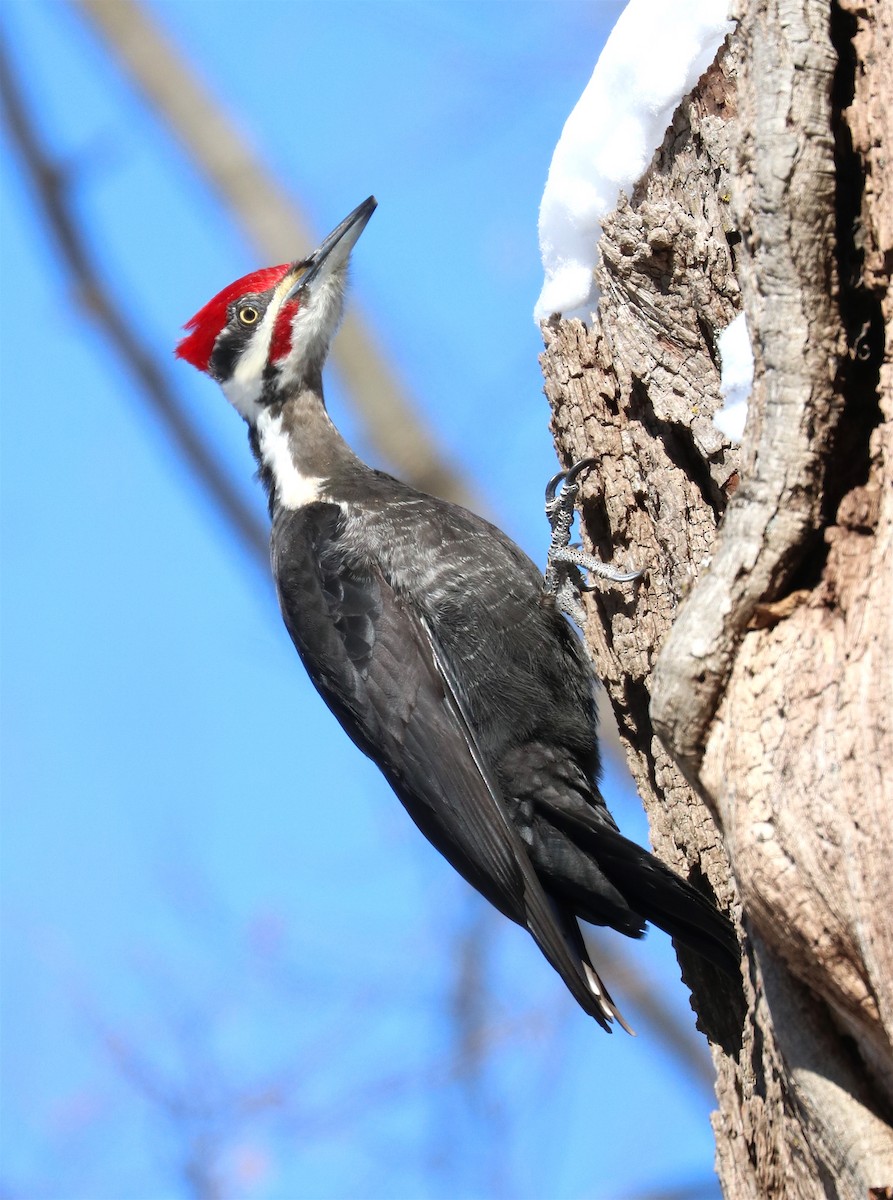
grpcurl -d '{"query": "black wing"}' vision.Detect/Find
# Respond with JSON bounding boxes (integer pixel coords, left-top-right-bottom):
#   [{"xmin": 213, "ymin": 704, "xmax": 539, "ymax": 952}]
[{"xmin": 272, "ymin": 503, "xmax": 631, "ymax": 1031}]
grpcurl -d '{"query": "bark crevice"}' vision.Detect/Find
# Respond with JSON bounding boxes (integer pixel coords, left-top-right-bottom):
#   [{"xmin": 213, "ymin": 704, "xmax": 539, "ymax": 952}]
[{"xmin": 540, "ymin": 2, "xmax": 893, "ymax": 1192}]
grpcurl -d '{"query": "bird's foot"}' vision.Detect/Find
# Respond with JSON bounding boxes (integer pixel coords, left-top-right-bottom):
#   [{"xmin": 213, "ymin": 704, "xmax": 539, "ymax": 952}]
[{"xmin": 543, "ymin": 458, "xmax": 643, "ymax": 624}]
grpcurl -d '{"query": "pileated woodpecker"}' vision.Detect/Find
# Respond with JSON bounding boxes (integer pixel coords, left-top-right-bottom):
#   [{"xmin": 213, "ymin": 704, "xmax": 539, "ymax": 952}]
[{"xmin": 177, "ymin": 197, "xmax": 738, "ymax": 1031}]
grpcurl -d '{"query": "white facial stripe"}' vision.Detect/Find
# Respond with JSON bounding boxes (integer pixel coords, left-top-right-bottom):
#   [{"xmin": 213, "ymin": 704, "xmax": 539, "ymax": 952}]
[
  {"xmin": 220, "ymin": 263, "xmax": 349, "ymax": 422},
  {"xmin": 256, "ymin": 409, "xmax": 325, "ymax": 509},
  {"xmin": 220, "ymin": 272, "xmax": 297, "ymax": 422}
]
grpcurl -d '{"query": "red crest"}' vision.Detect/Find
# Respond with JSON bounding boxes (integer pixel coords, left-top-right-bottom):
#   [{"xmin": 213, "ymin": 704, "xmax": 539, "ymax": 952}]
[{"xmin": 176, "ymin": 264, "xmax": 291, "ymax": 371}]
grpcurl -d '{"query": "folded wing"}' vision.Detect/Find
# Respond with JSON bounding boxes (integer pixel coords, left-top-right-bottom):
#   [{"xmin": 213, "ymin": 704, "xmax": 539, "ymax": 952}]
[{"xmin": 273, "ymin": 503, "xmax": 632, "ymax": 1031}]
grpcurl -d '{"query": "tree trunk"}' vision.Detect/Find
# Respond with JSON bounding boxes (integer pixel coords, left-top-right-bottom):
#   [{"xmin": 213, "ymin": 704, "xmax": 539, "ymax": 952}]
[{"xmin": 539, "ymin": 2, "xmax": 893, "ymax": 1195}]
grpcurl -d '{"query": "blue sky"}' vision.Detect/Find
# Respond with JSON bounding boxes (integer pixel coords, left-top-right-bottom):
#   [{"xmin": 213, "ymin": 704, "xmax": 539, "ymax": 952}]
[{"xmin": 1, "ymin": 3, "xmax": 722, "ymax": 1197}]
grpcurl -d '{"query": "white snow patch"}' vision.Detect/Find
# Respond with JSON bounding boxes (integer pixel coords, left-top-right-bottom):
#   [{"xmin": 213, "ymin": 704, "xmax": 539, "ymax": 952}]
[
  {"xmin": 714, "ymin": 311, "xmax": 753, "ymax": 443},
  {"xmin": 535, "ymin": 0, "xmax": 734, "ymax": 324}
]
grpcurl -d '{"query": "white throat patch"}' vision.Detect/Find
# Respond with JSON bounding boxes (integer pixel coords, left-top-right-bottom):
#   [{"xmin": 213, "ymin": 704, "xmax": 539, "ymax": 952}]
[{"xmin": 256, "ymin": 409, "xmax": 325, "ymax": 509}]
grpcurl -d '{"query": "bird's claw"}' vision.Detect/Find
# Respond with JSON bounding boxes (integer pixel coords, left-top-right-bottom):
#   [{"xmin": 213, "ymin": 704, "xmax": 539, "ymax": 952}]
[
  {"xmin": 543, "ymin": 457, "xmax": 643, "ymax": 625},
  {"xmin": 545, "ymin": 456, "xmax": 598, "ymax": 513},
  {"xmin": 552, "ymin": 546, "xmax": 644, "ymax": 584}
]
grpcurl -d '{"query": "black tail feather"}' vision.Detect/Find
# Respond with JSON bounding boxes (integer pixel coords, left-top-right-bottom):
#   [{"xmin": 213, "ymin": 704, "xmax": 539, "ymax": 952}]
[{"xmin": 550, "ymin": 809, "xmax": 740, "ymax": 977}]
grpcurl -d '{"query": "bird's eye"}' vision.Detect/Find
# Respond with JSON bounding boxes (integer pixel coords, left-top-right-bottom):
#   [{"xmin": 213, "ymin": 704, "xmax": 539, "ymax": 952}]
[{"xmin": 238, "ymin": 305, "xmax": 260, "ymax": 326}]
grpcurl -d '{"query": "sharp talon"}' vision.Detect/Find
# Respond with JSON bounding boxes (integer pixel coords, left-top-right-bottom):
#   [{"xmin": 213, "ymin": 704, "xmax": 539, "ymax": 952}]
[
  {"xmin": 545, "ymin": 457, "xmax": 598, "ymax": 509},
  {"xmin": 563, "ymin": 457, "xmax": 598, "ymax": 487},
  {"xmin": 545, "ymin": 468, "xmax": 568, "ymax": 506},
  {"xmin": 550, "ymin": 545, "xmax": 643, "ymax": 583},
  {"xmin": 580, "ymin": 566, "xmax": 644, "ymax": 591}
]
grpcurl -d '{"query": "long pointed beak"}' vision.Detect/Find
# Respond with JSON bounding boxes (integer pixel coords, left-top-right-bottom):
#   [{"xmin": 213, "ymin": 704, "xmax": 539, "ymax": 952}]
[{"xmin": 285, "ymin": 196, "xmax": 377, "ymax": 302}]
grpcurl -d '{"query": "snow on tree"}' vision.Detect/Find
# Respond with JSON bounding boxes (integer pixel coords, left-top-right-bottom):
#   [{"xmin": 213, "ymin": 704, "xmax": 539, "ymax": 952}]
[{"xmin": 537, "ymin": 1, "xmax": 893, "ymax": 1196}]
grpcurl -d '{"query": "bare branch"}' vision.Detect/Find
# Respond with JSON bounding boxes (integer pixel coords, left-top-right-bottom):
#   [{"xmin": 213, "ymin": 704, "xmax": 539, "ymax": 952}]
[
  {"xmin": 72, "ymin": 0, "xmax": 477, "ymax": 509},
  {"xmin": 0, "ymin": 31, "xmax": 270, "ymax": 578}
]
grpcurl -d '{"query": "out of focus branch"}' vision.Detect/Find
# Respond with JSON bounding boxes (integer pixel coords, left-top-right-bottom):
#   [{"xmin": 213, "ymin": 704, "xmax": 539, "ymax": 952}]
[
  {"xmin": 445, "ymin": 895, "xmax": 714, "ymax": 1099},
  {"xmin": 620, "ymin": 1179, "xmax": 721, "ymax": 1200},
  {"xmin": 73, "ymin": 0, "xmax": 476, "ymax": 509},
  {"xmin": 0, "ymin": 32, "xmax": 270, "ymax": 578},
  {"xmin": 583, "ymin": 929, "xmax": 715, "ymax": 1093},
  {"xmin": 72, "ymin": 0, "xmax": 647, "ymax": 856},
  {"xmin": 1, "ymin": 8, "xmax": 714, "ymax": 1105}
]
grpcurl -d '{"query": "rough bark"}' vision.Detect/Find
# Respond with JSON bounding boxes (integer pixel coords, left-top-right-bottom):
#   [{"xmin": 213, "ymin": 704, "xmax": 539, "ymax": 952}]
[{"xmin": 540, "ymin": 2, "xmax": 893, "ymax": 1196}]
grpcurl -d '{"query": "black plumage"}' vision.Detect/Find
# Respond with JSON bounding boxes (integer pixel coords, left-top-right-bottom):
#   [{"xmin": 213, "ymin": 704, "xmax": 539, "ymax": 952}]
[
  {"xmin": 178, "ymin": 197, "xmax": 739, "ymax": 1030},
  {"xmin": 269, "ymin": 461, "xmax": 738, "ymax": 1030}
]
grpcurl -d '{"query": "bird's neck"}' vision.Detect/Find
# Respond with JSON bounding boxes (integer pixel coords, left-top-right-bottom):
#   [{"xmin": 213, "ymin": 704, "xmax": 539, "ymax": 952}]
[{"xmin": 250, "ymin": 374, "xmax": 362, "ymax": 513}]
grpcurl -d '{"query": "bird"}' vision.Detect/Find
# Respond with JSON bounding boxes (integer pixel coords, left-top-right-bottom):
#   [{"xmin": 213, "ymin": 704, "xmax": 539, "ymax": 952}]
[{"xmin": 176, "ymin": 196, "xmax": 739, "ymax": 1031}]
